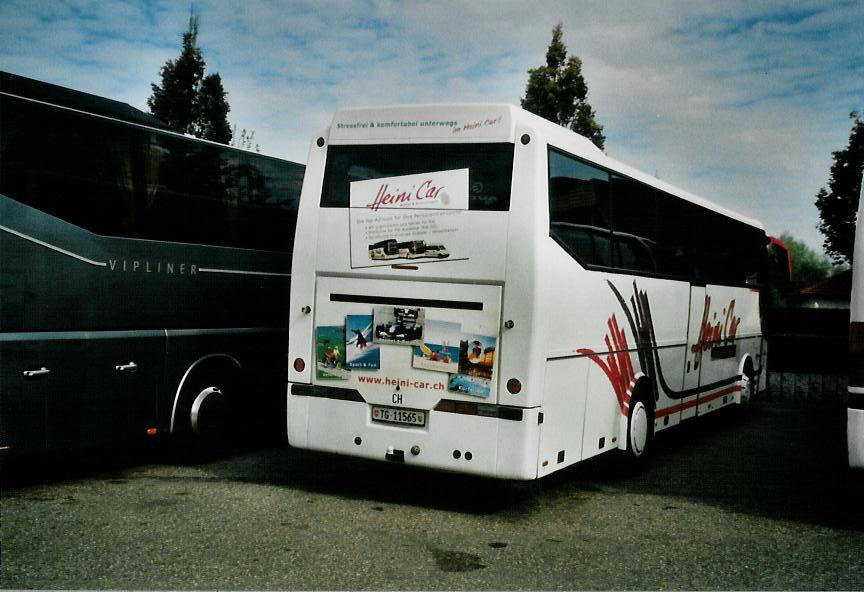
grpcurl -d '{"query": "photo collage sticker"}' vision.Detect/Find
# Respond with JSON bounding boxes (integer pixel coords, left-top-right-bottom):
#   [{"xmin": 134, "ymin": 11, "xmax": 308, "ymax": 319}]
[
  {"xmin": 316, "ymin": 305, "xmax": 496, "ymax": 398},
  {"xmin": 412, "ymin": 320, "xmax": 460, "ymax": 374},
  {"xmin": 345, "ymin": 314, "xmax": 380, "ymax": 370},
  {"xmin": 373, "ymin": 306, "xmax": 425, "ymax": 345},
  {"xmin": 315, "ymin": 325, "xmax": 351, "ymax": 380},
  {"xmin": 447, "ymin": 333, "xmax": 497, "ymax": 398}
]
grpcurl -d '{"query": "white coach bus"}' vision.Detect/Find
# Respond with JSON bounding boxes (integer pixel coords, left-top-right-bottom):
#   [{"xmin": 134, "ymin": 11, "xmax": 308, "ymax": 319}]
[
  {"xmin": 287, "ymin": 104, "xmax": 772, "ymax": 480},
  {"xmin": 848, "ymin": 182, "xmax": 863, "ymax": 468}
]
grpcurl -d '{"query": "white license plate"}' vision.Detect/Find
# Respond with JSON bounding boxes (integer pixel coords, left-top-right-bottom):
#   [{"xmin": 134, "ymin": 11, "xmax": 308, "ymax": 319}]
[{"xmin": 371, "ymin": 405, "xmax": 426, "ymax": 427}]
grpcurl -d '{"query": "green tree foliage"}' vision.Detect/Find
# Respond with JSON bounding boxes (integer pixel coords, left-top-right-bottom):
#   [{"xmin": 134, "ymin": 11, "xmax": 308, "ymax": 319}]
[
  {"xmin": 230, "ymin": 124, "xmax": 260, "ymax": 152},
  {"xmin": 147, "ymin": 16, "xmax": 203, "ymax": 133},
  {"xmin": 779, "ymin": 232, "xmax": 834, "ymax": 291},
  {"xmin": 521, "ymin": 24, "xmax": 605, "ymax": 150},
  {"xmin": 815, "ymin": 111, "xmax": 863, "ymax": 264},
  {"xmin": 194, "ymin": 72, "xmax": 232, "ymax": 144},
  {"xmin": 148, "ymin": 16, "xmax": 232, "ymax": 144}
]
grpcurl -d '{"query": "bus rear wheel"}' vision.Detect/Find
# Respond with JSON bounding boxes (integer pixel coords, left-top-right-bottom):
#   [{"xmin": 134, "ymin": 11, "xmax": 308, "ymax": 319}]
[
  {"xmin": 173, "ymin": 365, "xmax": 240, "ymax": 459},
  {"xmin": 623, "ymin": 393, "xmax": 654, "ymax": 467},
  {"xmin": 738, "ymin": 358, "xmax": 756, "ymax": 404},
  {"xmin": 190, "ymin": 386, "xmax": 229, "ymax": 444}
]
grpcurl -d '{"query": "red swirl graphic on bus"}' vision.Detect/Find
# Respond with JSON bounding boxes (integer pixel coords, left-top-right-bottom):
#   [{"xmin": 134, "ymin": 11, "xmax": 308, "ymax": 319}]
[
  {"xmin": 576, "ymin": 314, "xmax": 637, "ymax": 415},
  {"xmin": 579, "ymin": 280, "xmax": 747, "ymax": 415}
]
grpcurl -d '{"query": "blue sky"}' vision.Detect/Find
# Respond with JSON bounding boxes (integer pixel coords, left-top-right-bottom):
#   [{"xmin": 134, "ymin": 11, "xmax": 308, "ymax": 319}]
[{"xmin": 1, "ymin": 0, "xmax": 862, "ymax": 254}]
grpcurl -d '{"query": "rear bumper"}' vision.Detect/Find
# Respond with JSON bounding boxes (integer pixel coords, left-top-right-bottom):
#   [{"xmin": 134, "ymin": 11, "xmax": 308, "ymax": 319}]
[{"xmin": 288, "ymin": 383, "xmax": 540, "ymax": 480}]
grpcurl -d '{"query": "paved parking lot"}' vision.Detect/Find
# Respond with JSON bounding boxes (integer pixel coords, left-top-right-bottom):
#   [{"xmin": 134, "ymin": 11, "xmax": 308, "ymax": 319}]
[{"xmin": 2, "ymin": 397, "xmax": 863, "ymax": 590}]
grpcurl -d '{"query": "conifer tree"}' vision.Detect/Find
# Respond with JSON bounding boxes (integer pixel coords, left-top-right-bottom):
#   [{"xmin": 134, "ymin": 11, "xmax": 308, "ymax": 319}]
[
  {"xmin": 194, "ymin": 73, "xmax": 232, "ymax": 144},
  {"xmin": 522, "ymin": 24, "xmax": 605, "ymax": 150},
  {"xmin": 148, "ymin": 15, "xmax": 232, "ymax": 144}
]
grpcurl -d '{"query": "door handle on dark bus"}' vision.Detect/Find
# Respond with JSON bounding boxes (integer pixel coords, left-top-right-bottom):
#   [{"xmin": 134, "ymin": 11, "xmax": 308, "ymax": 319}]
[
  {"xmin": 115, "ymin": 362, "xmax": 138, "ymax": 373},
  {"xmin": 23, "ymin": 367, "xmax": 51, "ymax": 378}
]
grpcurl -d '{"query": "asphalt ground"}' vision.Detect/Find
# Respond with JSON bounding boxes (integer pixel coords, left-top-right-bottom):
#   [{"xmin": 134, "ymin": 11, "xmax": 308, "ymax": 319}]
[{"xmin": 1, "ymin": 396, "xmax": 863, "ymax": 590}]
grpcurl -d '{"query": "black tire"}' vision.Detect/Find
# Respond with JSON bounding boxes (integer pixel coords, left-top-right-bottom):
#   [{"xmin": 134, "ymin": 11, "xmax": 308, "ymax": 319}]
[
  {"xmin": 173, "ymin": 365, "xmax": 240, "ymax": 460},
  {"xmin": 189, "ymin": 385, "xmax": 230, "ymax": 445}
]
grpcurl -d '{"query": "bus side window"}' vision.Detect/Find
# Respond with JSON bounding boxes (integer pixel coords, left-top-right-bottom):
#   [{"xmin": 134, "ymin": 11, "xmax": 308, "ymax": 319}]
[
  {"xmin": 655, "ymin": 194, "xmax": 697, "ymax": 280},
  {"xmin": 693, "ymin": 211, "xmax": 760, "ymax": 287},
  {"xmin": 548, "ymin": 148, "xmax": 612, "ymax": 267},
  {"xmin": 610, "ymin": 175, "xmax": 657, "ymax": 274}
]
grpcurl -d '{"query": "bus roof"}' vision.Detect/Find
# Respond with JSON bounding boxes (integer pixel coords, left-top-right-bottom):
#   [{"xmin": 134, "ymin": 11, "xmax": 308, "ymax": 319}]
[
  {"xmin": 1, "ymin": 70, "xmax": 172, "ymax": 131},
  {"xmin": 1, "ymin": 71, "xmax": 296, "ymax": 163},
  {"xmin": 329, "ymin": 103, "xmax": 765, "ymax": 232}
]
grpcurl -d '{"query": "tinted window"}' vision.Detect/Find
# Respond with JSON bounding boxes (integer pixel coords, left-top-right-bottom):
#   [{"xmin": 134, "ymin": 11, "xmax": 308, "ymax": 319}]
[
  {"xmin": 141, "ymin": 135, "xmax": 302, "ymax": 252},
  {"xmin": 548, "ymin": 148, "xmax": 612, "ymax": 266},
  {"xmin": 653, "ymin": 193, "xmax": 698, "ymax": 279},
  {"xmin": 548, "ymin": 145, "xmax": 765, "ymax": 285},
  {"xmin": 695, "ymin": 210, "xmax": 764, "ymax": 287},
  {"xmin": 321, "ymin": 143, "xmax": 514, "ymax": 211},
  {"xmin": 0, "ymin": 94, "xmax": 303, "ymax": 252},
  {"xmin": 609, "ymin": 175, "xmax": 658, "ymax": 273},
  {"xmin": 610, "ymin": 176, "xmax": 696, "ymax": 278}
]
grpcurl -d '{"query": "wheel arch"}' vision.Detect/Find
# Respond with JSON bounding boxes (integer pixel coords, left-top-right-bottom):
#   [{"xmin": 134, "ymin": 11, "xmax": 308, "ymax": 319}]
[
  {"xmin": 632, "ymin": 374, "xmax": 657, "ymax": 410},
  {"xmin": 170, "ymin": 353, "xmax": 242, "ymax": 434},
  {"xmin": 739, "ymin": 354, "xmax": 755, "ymax": 378},
  {"xmin": 737, "ymin": 354, "xmax": 757, "ymax": 402}
]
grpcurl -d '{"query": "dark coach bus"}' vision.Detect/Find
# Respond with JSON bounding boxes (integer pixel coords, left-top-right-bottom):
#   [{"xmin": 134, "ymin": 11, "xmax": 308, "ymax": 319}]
[{"xmin": 0, "ymin": 72, "xmax": 302, "ymax": 454}]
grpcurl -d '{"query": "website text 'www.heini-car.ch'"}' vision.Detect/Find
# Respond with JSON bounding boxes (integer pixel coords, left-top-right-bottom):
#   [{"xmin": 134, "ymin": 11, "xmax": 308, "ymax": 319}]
[{"xmin": 357, "ymin": 375, "xmax": 446, "ymax": 391}]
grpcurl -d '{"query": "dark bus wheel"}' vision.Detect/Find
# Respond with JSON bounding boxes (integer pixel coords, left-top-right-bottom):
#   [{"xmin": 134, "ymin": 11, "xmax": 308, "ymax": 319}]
[{"xmin": 190, "ymin": 386, "xmax": 229, "ymax": 443}]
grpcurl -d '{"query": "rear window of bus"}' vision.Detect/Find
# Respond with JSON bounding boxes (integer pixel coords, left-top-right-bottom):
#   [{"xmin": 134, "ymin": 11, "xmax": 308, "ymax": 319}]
[{"xmin": 320, "ymin": 143, "xmax": 514, "ymax": 211}]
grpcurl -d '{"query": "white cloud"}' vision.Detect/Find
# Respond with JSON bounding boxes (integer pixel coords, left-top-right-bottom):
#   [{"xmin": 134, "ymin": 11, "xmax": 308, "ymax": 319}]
[{"xmin": 1, "ymin": 0, "xmax": 861, "ymax": 253}]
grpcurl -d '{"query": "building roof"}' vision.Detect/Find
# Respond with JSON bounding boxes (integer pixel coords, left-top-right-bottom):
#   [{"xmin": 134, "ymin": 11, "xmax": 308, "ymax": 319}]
[{"xmin": 799, "ymin": 268, "xmax": 853, "ymax": 297}]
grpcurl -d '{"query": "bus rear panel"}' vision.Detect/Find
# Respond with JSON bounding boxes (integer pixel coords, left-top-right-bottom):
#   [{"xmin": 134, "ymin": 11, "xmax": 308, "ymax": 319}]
[{"xmin": 288, "ymin": 104, "xmax": 768, "ymax": 480}]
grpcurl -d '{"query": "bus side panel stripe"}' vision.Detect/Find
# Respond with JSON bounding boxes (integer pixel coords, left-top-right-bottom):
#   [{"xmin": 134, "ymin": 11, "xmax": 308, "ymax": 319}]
[
  {"xmin": 0, "ymin": 223, "xmax": 106, "ymax": 267},
  {"xmin": 655, "ymin": 385, "xmax": 743, "ymax": 418}
]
